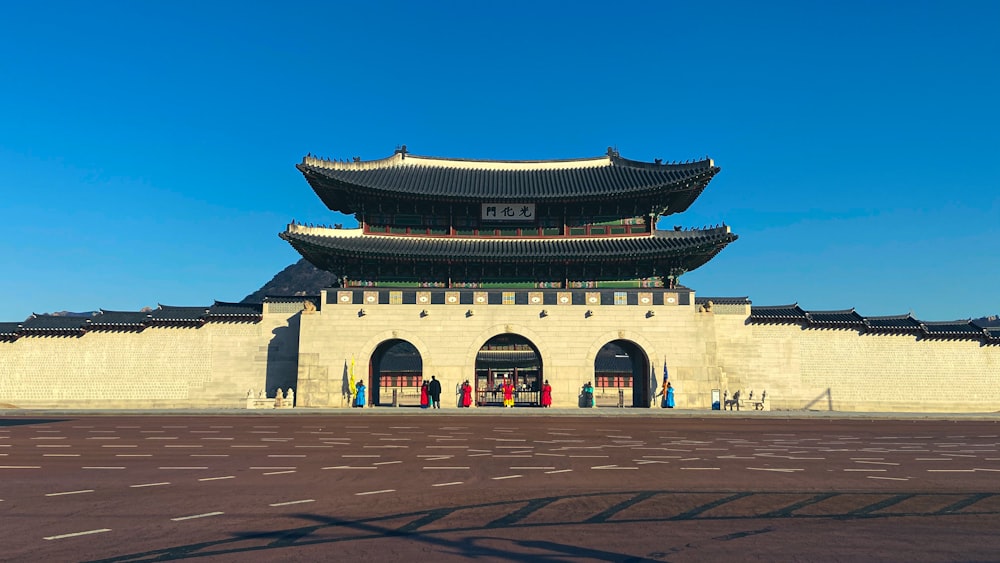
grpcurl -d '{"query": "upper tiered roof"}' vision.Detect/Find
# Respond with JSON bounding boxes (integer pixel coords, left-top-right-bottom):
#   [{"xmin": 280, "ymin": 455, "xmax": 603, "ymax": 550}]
[{"xmin": 297, "ymin": 147, "xmax": 720, "ymax": 215}]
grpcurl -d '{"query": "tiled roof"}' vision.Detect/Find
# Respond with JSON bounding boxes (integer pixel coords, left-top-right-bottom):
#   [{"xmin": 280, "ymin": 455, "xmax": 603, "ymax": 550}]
[
  {"xmin": 281, "ymin": 226, "xmax": 737, "ymax": 275},
  {"xmin": 695, "ymin": 297, "xmax": 751, "ymax": 305},
  {"xmin": 919, "ymin": 320, "xmax": 983, "ymax": 338},
  {"xmin": 805, "ymin": 309, "xmax": 865, "ymax": 327},
  {"xmin": 985, "ymin": 327, "xmax": 1000, "ymax": 344},
  {"xmin": 89, "ymin": 310, "xmax": 151, "ymax": 330},
  {"xmin": 20, "ymin": 314, "xmax": 90, "ymax": 335},
  {"xmin": 749, "ymin": 305, "xmax": 995, "ymax": 343},
  {"xmin": 298, "ymin": 150, "xmax": 719, "ymax": 214},
  {"xmin": 0, "ymin": 322, "xmax": 21, "ymax": 340},
  {"xmin": 206, "ymin": 301, "xmax": 263, "ymax": 321},
  {"xmin": 864, "ymin": 314, "xmax": 923, "ymax": 333},
  {"xmin": 748, "ymin": 304, "xmax": 807, "ymax": 323},
  {"xmin": 149, "ymin": 305, "xmax": 208, "ymax": 325}
]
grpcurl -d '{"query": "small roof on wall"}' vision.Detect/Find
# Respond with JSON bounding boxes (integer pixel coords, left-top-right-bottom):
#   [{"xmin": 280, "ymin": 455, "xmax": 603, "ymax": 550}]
[
  {"xmin": 749, "ymin": 304, "xmax": 996, "ymax": 344},
  {"xmin": 297, "ymin": 148, "xmax": 719, "ymax": 214}
]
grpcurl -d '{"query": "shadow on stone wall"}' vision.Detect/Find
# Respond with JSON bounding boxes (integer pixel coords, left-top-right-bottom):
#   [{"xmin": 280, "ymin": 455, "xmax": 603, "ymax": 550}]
[{"xmin": 804, "ymin": 388, "xmax": 834, "ymax": 411}]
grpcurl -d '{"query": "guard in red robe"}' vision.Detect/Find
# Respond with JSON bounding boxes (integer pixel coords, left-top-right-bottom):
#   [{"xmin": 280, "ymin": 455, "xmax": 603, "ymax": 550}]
[
  {"xmin": 419, "ymin": 381, "xmax": 429, "ymax": 409},
  {"xmin": 541, "ymin": 380, "xmax": 552, "ymax": 407},
  {"xmin": 461, "ymin": 380, "xmax": 473, "ymax": 407},
  {"xmin": 502, "ymin": 379, "xmax": 515, "ymax": 408}
]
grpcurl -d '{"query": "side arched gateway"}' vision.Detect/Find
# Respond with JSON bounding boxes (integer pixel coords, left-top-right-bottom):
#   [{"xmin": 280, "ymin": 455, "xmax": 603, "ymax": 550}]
[
  {"xmin": 594, "ymin": 340, "xmax": 651, "ymax": 408},
  {"xmin": 475, "ymin": 334, "xmax": 542, "ymax": 407},
  {"xmin": 370, "ymin": 339, "xmax": 422, "ymax": 406}
]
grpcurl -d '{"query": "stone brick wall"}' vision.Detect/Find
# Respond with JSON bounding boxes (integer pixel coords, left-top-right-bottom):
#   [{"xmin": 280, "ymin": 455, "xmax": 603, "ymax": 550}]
[
  {"xmin": 2, "ymin": 296, "xmax": 997, "ymax": 412},
  {"xmin": 0, "ymin": 310, "xmax": 301, "ymax": 409}
]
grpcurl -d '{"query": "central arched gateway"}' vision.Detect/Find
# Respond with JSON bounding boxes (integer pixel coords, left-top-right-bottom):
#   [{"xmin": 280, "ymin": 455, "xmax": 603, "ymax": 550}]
[
  {"xmin": 594, "ymin": 340, "xmax": 651, "ymax": 408},
  {"xmin": 475, "ymin": 334, "xmax": 542, "ymax": 407},
  {"xmin": 370, "ymin": 339, "xmax": 422, "ymax": 406}
]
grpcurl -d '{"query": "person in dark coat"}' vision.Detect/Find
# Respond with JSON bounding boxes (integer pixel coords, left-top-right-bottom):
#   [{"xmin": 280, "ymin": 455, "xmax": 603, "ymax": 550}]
[{"xmin": 428, "ymin": 375, "xmax": 442, "ymax": 409}]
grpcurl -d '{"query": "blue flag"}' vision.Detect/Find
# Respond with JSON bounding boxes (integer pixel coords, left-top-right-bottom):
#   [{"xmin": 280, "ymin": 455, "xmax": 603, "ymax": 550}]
[{"xmin": 663, "ymin": 361, "xmax": 669, "ymax": 382}]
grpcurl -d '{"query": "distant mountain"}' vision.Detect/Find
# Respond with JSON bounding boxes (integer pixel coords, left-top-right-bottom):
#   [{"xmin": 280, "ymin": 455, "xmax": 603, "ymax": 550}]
[{"xmin": 241, "ymin": 259, "xmax": 339, "ymax": 303}]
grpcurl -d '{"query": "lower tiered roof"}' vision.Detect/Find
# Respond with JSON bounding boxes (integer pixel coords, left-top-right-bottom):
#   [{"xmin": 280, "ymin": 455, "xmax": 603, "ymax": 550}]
[{"xmin": 280, "ymin": 225, "xmax": 737, "ymax": 285}]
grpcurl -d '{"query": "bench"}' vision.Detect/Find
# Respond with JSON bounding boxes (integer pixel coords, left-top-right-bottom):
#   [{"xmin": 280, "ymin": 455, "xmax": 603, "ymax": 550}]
[{"xmin": 723, "ymin": 390, "xmax": 767, "ymax": 411}]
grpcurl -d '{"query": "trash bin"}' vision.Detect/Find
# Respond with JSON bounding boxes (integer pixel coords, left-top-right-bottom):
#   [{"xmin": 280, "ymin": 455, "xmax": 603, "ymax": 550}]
[{"xmin": 711, "ymin": 389, "xmax": 721, "ymax": 410}]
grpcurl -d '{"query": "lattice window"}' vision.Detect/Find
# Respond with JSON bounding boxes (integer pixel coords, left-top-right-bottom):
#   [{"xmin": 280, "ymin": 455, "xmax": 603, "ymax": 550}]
[{"xmin": 614, "ymin": 291, "xmax": 627, "ymax": 305}]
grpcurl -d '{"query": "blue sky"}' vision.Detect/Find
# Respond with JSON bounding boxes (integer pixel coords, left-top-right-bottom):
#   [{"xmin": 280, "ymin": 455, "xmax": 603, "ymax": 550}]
[{"xmin": 1, "ymin": 1, "xmax": 997, "ymax": 322}]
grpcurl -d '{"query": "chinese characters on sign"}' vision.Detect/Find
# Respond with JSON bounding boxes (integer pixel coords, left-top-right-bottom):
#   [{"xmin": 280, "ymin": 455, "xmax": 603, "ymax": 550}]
[{"xmin": 481, "ymin": 203, "xmax": 535, "ymax": 222}]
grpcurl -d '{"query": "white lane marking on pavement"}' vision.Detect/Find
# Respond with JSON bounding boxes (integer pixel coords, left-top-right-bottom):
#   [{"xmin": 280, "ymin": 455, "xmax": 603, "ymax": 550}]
[
  {"xmin": 171, "ymin": 512, "xmax": 224, "ymax": 521},
  {"xmin": 46, "ymin": 490, "xmax": 94, "ymax": 496},
  {"xmin": 510, "ymin": 466, "xmax": 555, "ymax": 470},
  {"xmin": 545, "ymin": 469, "xmax": 573, "ymax": 474},
  {"xmin": 191, "ymin": 454, "xmax": 228, "ymax": 457},
  {"xmin": 43, "ymin": 454, "xmax": 80, "ymax": 457},
  {"xmin": 844, "ymin": 469, "xmax": 886, "ymax": 472},
  {"xmin": 158, "ymin": 467, "xmax": 207, "ymax": 470},
  {"xmin": 468, "ymin": 453, "xmax": 492, "ymax": 457},
  {"xmin": 868, "ymin": 476, "xmax": 910, "ymax": 481},
  {"xmin": 116, "ymin": 454, "xmax": 152, "ymax": 457},
  {"xmin": 373, "ymin": 461, "xmax": 402, "ymax": 466},
  {"xmin": 199, "ymin": 476, "xmax": 236, "ymax": 481},
  {"xmin": 747, "ymin": 467, "xmax": 804, "ymax": 472},
  {"xmin": 83, "ymin": 466, "xmax": 125, "ymax": 470},
  {"xmin": 423, "ymin": 466, "xmax": 470, "ymax": 470},
  {"xmin": 355, "ymin": 489, "xmax": 395, "ymax": 496},
  {"xmin": 268, "ymin": 455, "xmax": 306, "ymax": 458},
  {"xmin": 322, "ymin": 466, "xmax": 376, "ymax": 470},
  {"xmin": 975, "ymin": 468, "xmax": 1000, "ymax": 472},
  {"xmin": 44, "ymin": 528, "xmax": 111, "ymax": 540},
  {"xmin": 492, "ymin": 475, "xmax": 523, "ymax": 480},
  {"xmin": 131, "ymin": 482, "xmax": 170, "ymax": 488},
  {"xmin": 569, "ymin": 455, "xmax": 609, "ymax": 458},
  {"xmin": 927, "ymin": 469, "xmax": 975, "ymax": 472},
  {"xmin": 102, "ymin": 445, "xmax": 137, "ymax": 448},
  {"xmin": 342, "ymin": 454, "xmax": 380, "ymax": 458},
  {"xmin": 854, "ymin": 461, "xmax": 899, "ymax": 465},
  {"xmin": 263, "ymin": 470, "xmax": 296, "ymax": 475},
  {"xmin": 679, "ymin": 467, "xmax": 719, "ymax": 470},
  {"xmin": 432, "ymin": 482, "xmax": 463, "ymax": 487},
  {"xmin": 270, "ymin": 499, "xmax": 315, "ymax": 507},
  {"xmin": 534, "ymin": 453, "xmax": 566, "ymax": 457}
]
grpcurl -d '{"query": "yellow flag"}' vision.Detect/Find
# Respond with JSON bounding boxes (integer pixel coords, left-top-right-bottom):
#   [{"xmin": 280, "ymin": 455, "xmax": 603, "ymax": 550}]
[{"xmin": 348, "ymin": 357, "xmax": 356, "ymax": 395}]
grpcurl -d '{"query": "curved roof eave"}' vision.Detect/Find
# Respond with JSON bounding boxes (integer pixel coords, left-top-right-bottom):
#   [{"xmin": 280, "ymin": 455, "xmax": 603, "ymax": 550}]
[{"xmin": 297, "ymin": 152, "xmax": 720, "ymax": 210}]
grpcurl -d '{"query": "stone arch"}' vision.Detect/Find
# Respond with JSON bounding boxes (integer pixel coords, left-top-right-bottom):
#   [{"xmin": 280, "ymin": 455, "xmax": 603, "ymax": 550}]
[
  {"xmin": 585, "ymin": 331, "xmax": 658, "ymax": 408},
  {"xmin": 358, "ymin": 330, "xmax": 434, "ymax": 407},
  {"xmin": 464, "ymin": 325, "xmax": 549, "ymax": 407}
]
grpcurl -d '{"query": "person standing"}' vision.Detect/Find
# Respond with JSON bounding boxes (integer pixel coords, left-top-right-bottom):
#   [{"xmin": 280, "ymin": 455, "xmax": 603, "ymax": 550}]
[
  {"xmin": 502, "ymin": 378, "xmax": 515, "ymax": 408},
  {"xmin": 355, "ymin": 381, "xmax": 366, "ymax": 408},
  {"xmin": 419, "ymin": 381, "xmax": 430, "ymax": 409},
  {"xmin": 665, "ymin": 382, "xmax": 675, "ymax": 408},
  {"xmin": 428, "ymin": 375, "xmax": 442, "ymax": 409},
  {"xmin": 460, "ymin": 380, "xmax": 473, "ymax": 407},
  {"xmin": 660, "ymin": 379, "xmax": 670, "ymax": 408},
  {"xmin": 541, "ymin": 380, "xmax": 552, "ymax": 408}
]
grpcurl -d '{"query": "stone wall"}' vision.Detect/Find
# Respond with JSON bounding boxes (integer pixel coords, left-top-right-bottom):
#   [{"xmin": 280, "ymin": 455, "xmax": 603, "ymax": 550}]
[
  {"xmin": 0, "ymin": 309, "xmax": 301, "ymax": 409},
  {"xmin": 2, "ymin": 295, "xmax": 997, "ymax": 412}
]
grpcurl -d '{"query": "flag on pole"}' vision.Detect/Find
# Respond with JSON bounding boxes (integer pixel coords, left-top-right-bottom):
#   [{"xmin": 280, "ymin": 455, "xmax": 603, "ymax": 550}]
[
  {"xmin": 663, "ymin": 361, "xmax": 669, "ymax": 382},
  {"xmin": 349, "ymin": 357, "xmax": 356, "ymax": 396}
]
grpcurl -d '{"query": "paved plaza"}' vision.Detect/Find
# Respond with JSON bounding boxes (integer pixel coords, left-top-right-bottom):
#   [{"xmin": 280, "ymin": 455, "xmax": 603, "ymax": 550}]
[{"xmin": 1, "ymin": 411, "xmax": 999, "ymax": 562}]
